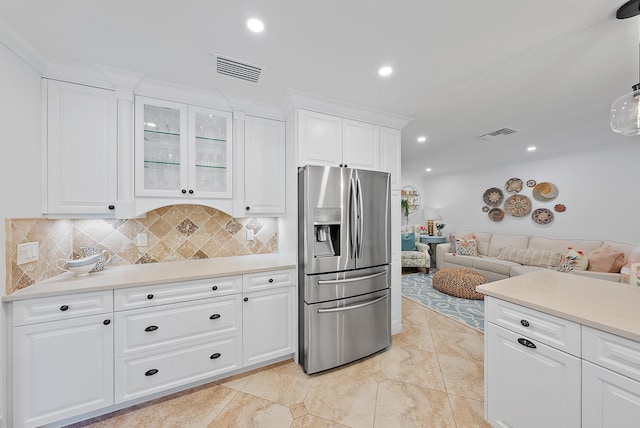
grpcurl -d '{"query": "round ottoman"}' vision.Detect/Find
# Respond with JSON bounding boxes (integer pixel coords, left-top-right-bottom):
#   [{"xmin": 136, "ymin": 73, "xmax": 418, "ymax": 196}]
[{"xmin": 432, "ymin": 268, "xmax": 487, "ymax": 300}]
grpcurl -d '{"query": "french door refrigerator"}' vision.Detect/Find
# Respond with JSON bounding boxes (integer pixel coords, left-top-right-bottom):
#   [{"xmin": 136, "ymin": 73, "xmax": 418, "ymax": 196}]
[{"xmin": 298, "ymin": 165, "xmax": 391, "ymax": 374}]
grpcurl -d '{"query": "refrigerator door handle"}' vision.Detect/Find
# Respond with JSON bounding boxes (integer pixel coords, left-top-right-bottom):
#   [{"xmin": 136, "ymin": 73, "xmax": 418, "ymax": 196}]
[
  {"xmin": 356, "ymin": 177, "xmax": 364, "ymax": 258},
  {"xmin": 317, "ymin": 271, "xmax": 387, "ymax": 285},
  {"xmin": 349, "ymin": 176, "xmax": 358, "ymax": 259},
  {"xmin": 317, "ymin": 294, "xmax": 388, "ymax": 313}
]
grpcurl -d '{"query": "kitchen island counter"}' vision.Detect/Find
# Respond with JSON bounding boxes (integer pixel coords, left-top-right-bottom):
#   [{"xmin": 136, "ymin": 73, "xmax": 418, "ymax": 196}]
[
  {"xmin": 476, "ymin": 270, "xmax": 640, "ymax": 342},
  {"xmin": 4, "ymin": 253, "xmax": 295, "ymax": 302}
]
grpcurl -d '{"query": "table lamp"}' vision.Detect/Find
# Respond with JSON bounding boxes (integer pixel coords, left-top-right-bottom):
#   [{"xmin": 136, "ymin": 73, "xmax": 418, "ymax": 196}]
[{"xmin": 424, "ymin": 208, "xmax": 441, "ymax": 236}]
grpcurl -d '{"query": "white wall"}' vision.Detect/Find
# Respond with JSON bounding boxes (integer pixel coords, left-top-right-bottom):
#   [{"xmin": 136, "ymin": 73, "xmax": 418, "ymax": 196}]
[
  {"xmin": 0, "ymin": 41, "xmax": 42, "ymax": 426},
  {"xmin": 417, "ymin": 143, "xmax": 640, "ymax": 244}
]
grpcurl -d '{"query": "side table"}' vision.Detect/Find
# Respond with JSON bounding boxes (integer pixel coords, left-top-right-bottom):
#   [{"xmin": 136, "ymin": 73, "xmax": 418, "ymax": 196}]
[{"xmin": 419, "ymin": 235, "xmax": 447, "ymax": 269}]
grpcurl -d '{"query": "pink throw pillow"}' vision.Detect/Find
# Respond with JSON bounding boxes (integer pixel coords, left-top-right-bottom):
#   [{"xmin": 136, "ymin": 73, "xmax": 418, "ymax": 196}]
[
  {"xmin": 587, "ymin": 245, "xmax": 626, "ymax": 273},
  {"xmin": 448, "ymin": 232, "xmax": 476, "ymax": 253}
]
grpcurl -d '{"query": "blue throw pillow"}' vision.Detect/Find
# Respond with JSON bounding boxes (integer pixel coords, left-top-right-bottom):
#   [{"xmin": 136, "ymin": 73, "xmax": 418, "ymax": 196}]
[{"xmin": 401, "ymin": 232, "xmax": 417, "ymax": 251}]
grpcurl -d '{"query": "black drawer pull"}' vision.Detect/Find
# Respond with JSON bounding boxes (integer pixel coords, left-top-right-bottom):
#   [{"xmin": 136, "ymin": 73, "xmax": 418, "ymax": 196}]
[
  {"xmin": 103, "ymin": 319, "xmax": 111, "ymax": 325},
  {"xmin": 244, "ymin": 297, "xmax": 249, "ymax": 302},
  {"xmin": 145, "ymin": 369, "xmax": 158, "ymax": 376},
  {"xmin": 268, "ymin": 278, "xmax": 274, "ymax": 283},
  {"xmin": 60, "ymin": 305, "xmax": 69, "ymax": 312},
  {"xmin": 517, "ymin": 338, "xmax": 537, "ymax": 349},
  {"xmin": 212, "ymin": 285, "xmax": 218, "ymax": 291},
  {"xmin": 145, "ymin": 325, "xmax": 158, "ymax": 332},
  {"xmin": 520, "ymin": 319, "xmax": 530, "ymax": 327},
  {"xmin": 147, "ymin": 294, "xmax": 154, "ymax": 300},
  {"xmin": 210, "ymin": 353, "xmax": 221, "ymax": 359},
  {"xmin": 209, "ymin": 314, "xmax": 221, "ymax": 320},
  {"xmin": 108, "ymin": 205, "xmax": 115, "ymax": 210}
]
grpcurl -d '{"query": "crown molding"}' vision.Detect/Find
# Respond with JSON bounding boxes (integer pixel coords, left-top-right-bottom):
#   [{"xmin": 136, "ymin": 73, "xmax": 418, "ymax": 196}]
[
  {"xmin": 287, "ymin": 89, "xmax": 412, "ymax": 130},
  {"xmin": 135, "ymin": 78, "xmax": 232, "ymax": 111},
  {"xmin": 0, "ymin": 11, "xmax": 47, "ymax": 72},
  {"xmin": 94, "ymin": 63, "xmax": 144, "ymax": 91},
  {"xmin": 43, "ymin": 59, "xmax": 115, "ymax": 89}
]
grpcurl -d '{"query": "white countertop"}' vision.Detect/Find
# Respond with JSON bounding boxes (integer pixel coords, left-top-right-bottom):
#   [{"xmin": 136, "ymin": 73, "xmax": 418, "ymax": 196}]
[
  {"xmin": 477, "ymin": 270, "xmax": 640, "ymax": 342},
  {"xmin": 3, "ymin": 253, "xmax": 296, "ymax": 302}
]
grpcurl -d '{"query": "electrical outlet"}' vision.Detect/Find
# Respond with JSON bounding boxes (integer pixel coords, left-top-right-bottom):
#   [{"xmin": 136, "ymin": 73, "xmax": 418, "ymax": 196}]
[
  {"xmin": 17, "ymin": 242, "xmax": 39, "ymax": 265},
  {"xmin": 136, "ymin": 233, "xmax": 148, "ymax": 247},
  {"xmin": 246, "ymin": 229, "xmax": 254, "ymax": 241}
]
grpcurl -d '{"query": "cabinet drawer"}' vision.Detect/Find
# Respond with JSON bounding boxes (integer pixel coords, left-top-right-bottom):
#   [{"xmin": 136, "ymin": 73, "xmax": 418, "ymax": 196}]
[
  {"xmin": 583, "ymin": 326, "xmax": 640, "ymax": 382},
  {"xmin": 114, "ymin": 276, "xmax": 242, "ymax": 310},
  {"xmin": 13, "ymin": 291, "xmax": 113, "ymax": 326},
  {"xmin": 487, "ymin": 297, "xmax": 581, "ymax": 356},
  {"xmin": 243, "ymin": 268, "xmax": 295, "ymax": 292},
  {"xmin": 115, "ymin": 334, "xmax": 241, "ymax": 403},
  {"xmin": 115, "ymin": 295, "xmax": 241, "ymax": 357}
]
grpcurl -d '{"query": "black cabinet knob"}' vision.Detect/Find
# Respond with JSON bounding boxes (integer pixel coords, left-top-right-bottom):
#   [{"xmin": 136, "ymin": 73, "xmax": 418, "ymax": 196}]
[
  {"xmin": 108, "ymin": 205, "xmax": 115, "ymax": 210},
  {"xmin": 145, "ymin": 369, "xmax": 159, "ymax": 376},
  {"xmin": 210, "ymin": 353, "xmax": 221, "ymax": 360},
  {"xmin": 339, "ymin": 163, "xmax": 343, "ymax": 167},
  {"xmin": 188, "ymin": 189, "xmax": 194, "ymax": 194},
  {"xmin": 145, "ymin": 325, "xmax": 158, "ymax": 332},
  {"xmin": 181, "ymin": 189, "xmax": 187, "ymax": 194},
  {"xmin": 212, "ymin": 285, "xmax": 218, "ymax": 291},
  {"xmin": 520, "ymin": 319, "xmax": 530, "ymax": 327},
  {"xmin": 103, "ymin": 319, "xmax": 111, "ymax": 325},
  {"xmin": 344, "ymin": 164, "xmax": 348, "ymax": 167},
  {"xmin": 147, "ymin": 294, "xmax": 154, "ymax": 300},
  {"xmin": 244, "ymin": 297, "xmax": 248, "ymax": 302},
  {"xmin": 60, "ymin": 305, "xmax": 69, "ymax": 312},
  {"xmin": 268, "ymin": 278, "xmax": 274, "ymax": 283},
  {"xmin": 209, "ymin": 314, "xmax": 221, "ymax": 320},
  {"xmin": 245, "ymin": 206, "xmax": 250, "ymax": 211}
]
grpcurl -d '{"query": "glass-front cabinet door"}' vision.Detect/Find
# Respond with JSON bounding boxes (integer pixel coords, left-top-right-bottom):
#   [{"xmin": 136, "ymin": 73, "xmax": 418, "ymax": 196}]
[
  {"xmin": 189, "ymin": 106, "xmax": 232, "ymax": 198},
  {"xmin": 135, "ymin": 96, "xmax": 232, "ymax": 199}
]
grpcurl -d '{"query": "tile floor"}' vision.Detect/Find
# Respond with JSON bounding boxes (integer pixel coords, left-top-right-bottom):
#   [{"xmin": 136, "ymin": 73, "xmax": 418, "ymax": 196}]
[{"xmin": 69, "ymin": 297, "xmax": 489, "ymax": 428}]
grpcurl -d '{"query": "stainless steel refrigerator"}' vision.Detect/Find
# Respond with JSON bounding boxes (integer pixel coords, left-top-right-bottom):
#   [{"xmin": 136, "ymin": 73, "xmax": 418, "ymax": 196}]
[{"xmin": 298, "ymin": 165, "xmax": 391, "ymax": 374}]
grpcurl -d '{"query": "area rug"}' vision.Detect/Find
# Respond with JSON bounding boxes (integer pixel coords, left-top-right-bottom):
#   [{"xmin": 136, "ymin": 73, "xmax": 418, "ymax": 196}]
[{"xmin": 401, "ymin": 272, "xmax": 485, "ymax": 332}]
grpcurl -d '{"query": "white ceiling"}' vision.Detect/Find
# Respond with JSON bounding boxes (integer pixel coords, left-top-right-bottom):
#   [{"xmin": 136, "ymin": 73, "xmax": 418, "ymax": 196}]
[{"xmin": 1, "ymin": 0, "xmax": 639, "ymax": 177}]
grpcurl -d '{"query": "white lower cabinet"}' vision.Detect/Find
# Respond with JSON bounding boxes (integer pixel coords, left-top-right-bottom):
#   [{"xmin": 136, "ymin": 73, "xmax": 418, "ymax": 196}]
[
  {"xmin": 242, "ymin": 286, "xmax": 295, "ymax": 367},
  {"xmin": 486, "ymin": 322, "xmax": 581, "ymax": 428},
  {"xmin": 13, "ymin": 313, "xmax": 114, "ymax": 428},
  {"xmin": 9, "ymin": 269, "xmax": 296, "ymax": 427}
]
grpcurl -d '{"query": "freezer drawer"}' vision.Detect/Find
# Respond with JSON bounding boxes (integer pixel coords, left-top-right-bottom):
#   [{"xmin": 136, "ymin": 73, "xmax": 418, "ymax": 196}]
[
  {"xmin": 304, "ymin": 265, "xmax": 389, "ymax": 304},
  {"xmin": 302, "ymin": 289, "xmax": 390, "ymax": 374}
]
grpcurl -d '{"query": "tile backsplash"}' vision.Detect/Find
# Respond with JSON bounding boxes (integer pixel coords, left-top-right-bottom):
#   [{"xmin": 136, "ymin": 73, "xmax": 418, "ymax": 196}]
[{"xmin": 6, "ymin": 205, "xmax": 278, "ymax": 294}]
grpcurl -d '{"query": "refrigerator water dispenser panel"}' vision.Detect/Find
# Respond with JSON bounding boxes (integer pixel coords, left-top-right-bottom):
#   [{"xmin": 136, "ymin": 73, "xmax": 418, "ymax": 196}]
[{"xmin": 313, "ymin": 207, "xmax": 341, "ymax": 258}]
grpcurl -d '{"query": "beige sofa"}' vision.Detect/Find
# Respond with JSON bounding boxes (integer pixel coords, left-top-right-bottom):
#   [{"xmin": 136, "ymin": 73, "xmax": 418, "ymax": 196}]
[{"xmin": 435, "ymin": 229, "xmax": 637, "ymax": 283}]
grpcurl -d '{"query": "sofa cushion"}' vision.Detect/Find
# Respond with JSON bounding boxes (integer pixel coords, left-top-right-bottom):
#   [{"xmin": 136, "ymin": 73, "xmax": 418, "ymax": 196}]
[
  {"xmin": 564, "ymin": 248, "xmax": 588, "ymax": 270},
  {"xmin": 527, "ymin": 236, "xmax": 602, "ymax": 255},
  {"xmin": 444, "ymin": 252, "xmax": 474, "ymax": 267},
  {"xmin": 588, "ymin": 245, "xmax": 626, "ymax": 273},
  {"xmin": 455, "ymin": 238, "xmax": 479, "ymax": 256},
  {"xmin": 473, "ymin": 257, "xmax": 520, "ymax": 276},
  {"xmin": 488, "ymin": 233, "xmax": 530, "ymax": 257},
  {"xmin": 497, "ymin": 247, "xmax": 564, "ymax": 268},
  {"xmin": 454, "ymin": 229, "xmax": 492, "ymax": 255},
  {"xmin": 448, "ymin": 231, "xmax": 476, "ymax": 253},
  {"xmin": 401, "ymin": 232, "xmax": 417, "ymax": 251},
  {"xmin": 603, "ymin": 240, "xmax": 636, "ymax": 259}
]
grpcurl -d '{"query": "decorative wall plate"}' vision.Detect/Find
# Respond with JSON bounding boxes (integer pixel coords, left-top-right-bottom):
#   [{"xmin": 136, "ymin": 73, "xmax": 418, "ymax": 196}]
[
  {"xmin": 504, "ymin": 194, "xmax": 532, "ymax": 217},
  {"xmin": 532, "ymin": 182, "xmax": 559, "ymax": 201},
  {"xmin": 483, "ymin": 187, "xmax": 504, "ymax": 206},
  {"xmin": 482, "ymin": 206, "xmax": 490, "ymax": 212},
  {"xmin": 532, "ymin": 208, "xmax": 554, "ymax": 224},
  {"xmin": 488, "ymin": 208, "xmax": 505, "ymax": 222},
  {"xmin": 554, "ymin": 204, "xmax": 566, "ymax": 212},
  {"xmin": 505, "ymin": 178, "xmax": 523, "ymax": 193},
  {"xmin": 526, "ymin": 179, "xmax": 536, "ymax": 187}
]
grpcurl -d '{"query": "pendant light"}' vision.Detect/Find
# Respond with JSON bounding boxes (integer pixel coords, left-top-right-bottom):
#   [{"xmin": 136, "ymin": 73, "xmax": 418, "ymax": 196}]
[{"xmin": 611, "ymin": 0, "xmax": 640, "ymax": 136}]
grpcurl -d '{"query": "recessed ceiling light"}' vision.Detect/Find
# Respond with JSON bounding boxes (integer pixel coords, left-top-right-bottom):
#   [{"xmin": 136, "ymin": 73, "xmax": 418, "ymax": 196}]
[
  {"xmin": 378, "ymin": 66, "xmax": 393, "ymax": 77},
  {"xmin": 425, "ymin": 168, "xmax": 432, "ymax": 172},
  {"xmin": 247, "ymin": 18, "xmax": 264, "ymax": 33},
  {"xmin": 417, "ymin": 136, "xmax": 427, "ymax": 143},
  {"xmin": 527, "ymin": 146, "xmax": 537, "ymax": 151}
]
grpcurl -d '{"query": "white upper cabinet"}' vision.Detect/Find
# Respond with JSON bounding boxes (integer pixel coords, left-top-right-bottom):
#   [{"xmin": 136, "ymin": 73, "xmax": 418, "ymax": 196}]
[
  {"xmin": 297, "ymin": 109, "xmax": 343, "ymax": 166},
  {"xmin": 342, "ymin": 118, "xmax": 379, "ymax": 170},
  {"xmin": 239, "ymin": 115, "xmax": 286, "ymax": 216},
  {"xmin": 379, "ymin": 126, "xmax": 401, "ymax": 190},
  {"xmin": 135, "ymin": 96, "xmax": 232, "ymax": 200},
  {"xmin": 44, "ymin": 79, "xmax": 118, "ymax": 215}
]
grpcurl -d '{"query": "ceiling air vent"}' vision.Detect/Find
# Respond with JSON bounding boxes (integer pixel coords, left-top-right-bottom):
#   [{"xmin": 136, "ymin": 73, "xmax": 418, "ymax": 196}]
[
  {"xmin": 214, "ymin": 54, "xmax": 262, "ymax": 83},
  {"xmin": 478, "ymin": 128, "xmax": 518, "ymax": 141}
]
